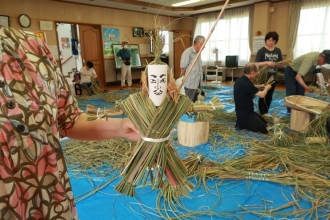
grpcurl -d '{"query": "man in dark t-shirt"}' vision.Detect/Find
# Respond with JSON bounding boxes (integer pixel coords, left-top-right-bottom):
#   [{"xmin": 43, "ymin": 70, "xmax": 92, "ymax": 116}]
[{"xmin": 234, "ymin": 63, "xmax": 272, "ymax": 134}]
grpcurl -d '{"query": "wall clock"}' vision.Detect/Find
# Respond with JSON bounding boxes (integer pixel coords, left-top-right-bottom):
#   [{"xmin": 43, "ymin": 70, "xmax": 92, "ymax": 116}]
[{"xmin": 18, "ymin": 14, "xmax": 31, "ymax": 28}]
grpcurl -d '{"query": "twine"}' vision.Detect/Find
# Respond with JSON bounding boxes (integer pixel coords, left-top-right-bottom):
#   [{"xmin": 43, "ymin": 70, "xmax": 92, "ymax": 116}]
[{"xmin": 141, "ymin": 135, "xmax": 170, "ymax": 143}]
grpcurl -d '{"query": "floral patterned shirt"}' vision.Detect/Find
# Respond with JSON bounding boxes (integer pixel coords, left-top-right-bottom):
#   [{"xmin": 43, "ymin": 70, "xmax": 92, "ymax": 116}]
[{"xmin": 0, "ymin": 27, "xmax": 82, "ymax": 219}]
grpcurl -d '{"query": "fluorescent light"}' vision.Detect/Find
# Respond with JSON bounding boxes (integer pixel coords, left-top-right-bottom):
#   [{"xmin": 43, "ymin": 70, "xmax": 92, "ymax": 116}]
[{"xmin": 172, "ymin": 0, "xmax": 201, "ymax": 7}]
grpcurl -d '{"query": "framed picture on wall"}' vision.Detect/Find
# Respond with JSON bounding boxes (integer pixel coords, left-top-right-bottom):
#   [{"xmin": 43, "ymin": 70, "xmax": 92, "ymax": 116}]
[
  {"xmin": 133, "ymin": 27, "xmax": 143, "ymax": 37},
  {"xmin": 0, "ymin": 15, "xmax": 10, "ymax": 27}
]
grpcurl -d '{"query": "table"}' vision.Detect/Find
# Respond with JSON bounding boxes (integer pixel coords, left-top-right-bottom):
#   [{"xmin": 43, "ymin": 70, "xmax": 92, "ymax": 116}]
[
  {"xmin": 114, "ymin": 66, "xmax": 145, "ymax": 85},
  {"xmin": 223, "ymin": 66, "xmax": 243, "ymax": 83}
]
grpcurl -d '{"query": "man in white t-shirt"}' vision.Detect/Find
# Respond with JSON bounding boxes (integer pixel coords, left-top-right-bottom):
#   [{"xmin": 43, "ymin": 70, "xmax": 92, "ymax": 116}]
[{"xmin": 80, "ymin": 61, "xmax": 98, "ymax": 95}]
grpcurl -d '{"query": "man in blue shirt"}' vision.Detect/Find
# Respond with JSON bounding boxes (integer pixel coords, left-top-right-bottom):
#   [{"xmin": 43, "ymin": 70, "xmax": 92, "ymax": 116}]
[{"xmin": 116, "ymin": 41, "xmax": 132, "ymax": 87}]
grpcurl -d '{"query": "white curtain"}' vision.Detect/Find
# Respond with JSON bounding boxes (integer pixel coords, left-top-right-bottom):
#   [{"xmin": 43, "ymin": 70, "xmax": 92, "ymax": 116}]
[
  {"xmin": 194, "ymin": 6, "xmax": 251, "ymax": 67},
  {"xmin": 293, "ymin": 0, "xmax": 330, "ymax": 58}
]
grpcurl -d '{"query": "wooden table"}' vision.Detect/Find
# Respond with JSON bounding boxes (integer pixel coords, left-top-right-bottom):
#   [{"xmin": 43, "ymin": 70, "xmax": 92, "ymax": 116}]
[{"xmin": 114, "ymin": 66, "xmax": 145, "ymax": 85}]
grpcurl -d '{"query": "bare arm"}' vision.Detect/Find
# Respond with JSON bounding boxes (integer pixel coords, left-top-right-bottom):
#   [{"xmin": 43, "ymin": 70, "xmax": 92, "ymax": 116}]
[
  {"xmin": 255, "ymin": 84, "xmax": 265, "ymax": 89},
  {"xmin": 296, "ymin": 73, "xmax": 312, "ymax": 93},
  {"xmin": 255, "ymin": 61, "xmax": 275, "ymax": 67},
  {"xmin": 67, "ymin": 113, "xmax": 140, "ymax": 142},
  {"xmin": 180, "ymin": 68, "xmax": 186, "ymax": 75},
  {"xmin": 80, "ymin": 70, "xmax": 94, "ymax": 77},
  {"xmin": 255, "ymin": 84, "xmax": 271, "ymax": 98}
]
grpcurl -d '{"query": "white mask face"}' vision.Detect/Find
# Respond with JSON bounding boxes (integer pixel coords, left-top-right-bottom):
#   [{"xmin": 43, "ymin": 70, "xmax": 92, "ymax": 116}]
[
  {"xmin": 123, "ymin": 45, "xmax": 127, "ymax": 49},
  {"xmin": 147, "ymin": 65, "xmax": 168, "ymax": 106}
]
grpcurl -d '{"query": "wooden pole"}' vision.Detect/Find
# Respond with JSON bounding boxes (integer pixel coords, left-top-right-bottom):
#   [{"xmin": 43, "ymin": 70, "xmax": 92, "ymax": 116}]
[{"xmin": 179, "ymin": 0, "xmax": 231, "ymax": 90}]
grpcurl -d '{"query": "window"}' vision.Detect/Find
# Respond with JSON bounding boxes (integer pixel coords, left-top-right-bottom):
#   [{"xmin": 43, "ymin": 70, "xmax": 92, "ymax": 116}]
[
  {"xmin": 195, "ymin": 7, "xmax": 251, "ymax": 66},
  {"xmin": 160, "ymin": 30, "xmax": 169, "ymax": 54},
  {"xmin": 294, "ymin": 2, "xmax": 330, "ymax": 58}
]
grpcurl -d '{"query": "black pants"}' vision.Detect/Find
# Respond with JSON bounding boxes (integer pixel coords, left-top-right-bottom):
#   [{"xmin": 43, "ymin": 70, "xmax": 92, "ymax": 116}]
[
  {"xmin": 284, "ymin": 66, "xmax": 305, "ymax": 113},
  {"xmin": 184, "ymin": 87, "xmax": 205, "ymax": 102},
  {"xmin": 236, "ymin": 112, "xmax": 268, "ymax": 134},
  {"xmin": 259, "ymin": 78, "xmax": 276, "ymax": 115}
]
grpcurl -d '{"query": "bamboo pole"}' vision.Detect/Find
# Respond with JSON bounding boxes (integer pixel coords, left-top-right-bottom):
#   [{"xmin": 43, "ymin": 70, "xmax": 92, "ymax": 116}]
[{"xmin": 178, "ymin": 0, "xmax": 231, "ymax": 91}]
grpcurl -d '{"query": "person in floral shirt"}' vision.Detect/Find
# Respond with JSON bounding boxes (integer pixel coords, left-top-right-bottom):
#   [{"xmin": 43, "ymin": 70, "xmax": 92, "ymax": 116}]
[{"xmin": 0, "ymin": 26, "xmax": 139, "ymax": 219}]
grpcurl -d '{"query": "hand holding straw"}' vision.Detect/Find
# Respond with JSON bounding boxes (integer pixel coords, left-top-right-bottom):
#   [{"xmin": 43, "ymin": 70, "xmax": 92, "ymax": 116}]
[
  {"xmin": 265, "ymin": 75, "xmax": 275, "ymax": 85},
  {"xmin": 255, "ymin": 58, "xmax": 291, "ymax": 85}
]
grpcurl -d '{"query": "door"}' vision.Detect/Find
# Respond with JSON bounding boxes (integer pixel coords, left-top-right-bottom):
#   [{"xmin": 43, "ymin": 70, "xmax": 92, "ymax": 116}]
[
  {"xmin": 79, "ymin": 25, "xmax": 105, "ymax": 86},
  {"xmin": 173, "ymin": 30, "xmax": 191, "ymax": 79}
]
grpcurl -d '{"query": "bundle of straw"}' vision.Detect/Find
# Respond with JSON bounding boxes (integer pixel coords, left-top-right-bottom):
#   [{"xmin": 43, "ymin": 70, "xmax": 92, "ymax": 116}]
[
  {"xmin": 182, "ymin": 153, "xmax": 203, "ymax": 176},
  {"xmin": 268, "ymin": 123, "xmax": 293, "ymax": 147},
  {"xmin": 254, "ymin": 58, "xmax": 291, "ymax": 85},
  {"xmin": 85, "ymin": 104, "xmax": 123, "ymax": 121},
  {"xmin": 91, "ymin": 78, "xmax": 105, "ymax": 95},
  {"xmin": 305, "ymin": 109, "xmax": 330, "ymax": 138},
  {"xmin": 188, "ymin": 96, "xmax": 224, "ymax": 112}
]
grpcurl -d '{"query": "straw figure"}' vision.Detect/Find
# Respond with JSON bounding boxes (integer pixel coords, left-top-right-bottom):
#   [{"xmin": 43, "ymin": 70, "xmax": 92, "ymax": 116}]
[{"xmin": 115, "ymin": 28, "xmax": 194, "ymax": 197}]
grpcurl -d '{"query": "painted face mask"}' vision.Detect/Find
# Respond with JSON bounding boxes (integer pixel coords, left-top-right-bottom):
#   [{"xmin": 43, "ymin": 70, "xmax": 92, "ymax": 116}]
[{"xmin": 147, "ymin": 65, "xmax": 167, "ymax": 106}]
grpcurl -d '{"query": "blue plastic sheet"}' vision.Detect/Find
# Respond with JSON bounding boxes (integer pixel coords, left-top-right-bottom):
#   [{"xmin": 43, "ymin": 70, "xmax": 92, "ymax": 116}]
[{"xmin": 66, "ymin": 85, "xmax": 328, "ymax": 219}]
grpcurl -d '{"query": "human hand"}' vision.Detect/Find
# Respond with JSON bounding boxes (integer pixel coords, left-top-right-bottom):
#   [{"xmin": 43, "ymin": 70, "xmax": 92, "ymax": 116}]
[
  {"xmin": 255, "ymin": 84, "xmax": 265, "ymax": 89},
  {"xmin": 265, "ymin": 84, "xmax": 272, "ymax": 91},
  {"xmin": 268, "ymin": 61, "xmax": 275, "ymax": 67},
  {"xmin": 307, "ymin": 87, "xmax": 314, "ymax": 93},
  {"xmin": 119, "ymin": 118, "xmax": 140, "ymax": 141}
]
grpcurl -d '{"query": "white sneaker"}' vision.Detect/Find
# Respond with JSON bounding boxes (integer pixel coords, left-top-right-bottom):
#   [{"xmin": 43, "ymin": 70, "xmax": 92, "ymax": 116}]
[{"xmin": 262, "ymin": 113, "xmax": 273, "ymax": 118}]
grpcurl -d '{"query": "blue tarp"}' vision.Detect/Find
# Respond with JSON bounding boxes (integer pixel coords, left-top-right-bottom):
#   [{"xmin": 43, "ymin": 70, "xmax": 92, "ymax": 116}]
[{"xmin": 66, "ymin": 85, "xmax": 329, "ymax": 220}]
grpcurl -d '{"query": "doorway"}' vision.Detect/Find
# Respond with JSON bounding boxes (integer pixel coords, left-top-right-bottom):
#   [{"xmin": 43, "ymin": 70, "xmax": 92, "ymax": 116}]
[{"xmin": 56, "ymin": 23, "xmax": 105, "ymax": 86}]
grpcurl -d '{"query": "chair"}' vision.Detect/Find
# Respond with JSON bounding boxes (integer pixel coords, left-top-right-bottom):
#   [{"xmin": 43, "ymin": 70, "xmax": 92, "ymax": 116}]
[
  {"xmin": 205, "ymin": 66, "xmax": 222, "ymax": 85},
  {"xmin": 74, "ymin": 83, "xmax": 82, "ymax": 95},
  {"xmin": 316, "ymin": 72, "xmax": 329, "ymax": 97}
]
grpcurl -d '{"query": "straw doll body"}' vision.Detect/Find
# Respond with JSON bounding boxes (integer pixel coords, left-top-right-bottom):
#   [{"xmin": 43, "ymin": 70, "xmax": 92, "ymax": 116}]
[{"xmin": 115, "ymin": 29, "xmax": 194, "ymax": 196}]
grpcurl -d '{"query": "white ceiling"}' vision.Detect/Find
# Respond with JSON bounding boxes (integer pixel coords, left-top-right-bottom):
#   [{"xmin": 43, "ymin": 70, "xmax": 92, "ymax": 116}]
[{"xmin": 52, "ymin": 0, "xmax": 281, "ymax": 17}]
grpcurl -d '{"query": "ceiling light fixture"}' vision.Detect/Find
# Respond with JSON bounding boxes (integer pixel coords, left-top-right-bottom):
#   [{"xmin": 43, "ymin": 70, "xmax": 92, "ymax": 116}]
[{"xmin": 172, "ymin": 0, "xmax": 202, "ymax": 7}]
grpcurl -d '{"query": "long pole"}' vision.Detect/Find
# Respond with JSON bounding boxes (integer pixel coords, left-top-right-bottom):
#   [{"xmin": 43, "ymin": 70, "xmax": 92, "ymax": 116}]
[{"xmin": 179, "ymin": 0, "xmax": 231, "ymax": 90}]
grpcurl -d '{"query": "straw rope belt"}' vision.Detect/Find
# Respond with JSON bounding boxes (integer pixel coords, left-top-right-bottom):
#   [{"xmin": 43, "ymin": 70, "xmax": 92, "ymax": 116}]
[{"xmin": 141, "ymin": 135, "xmax": 170, "ymax": 143}]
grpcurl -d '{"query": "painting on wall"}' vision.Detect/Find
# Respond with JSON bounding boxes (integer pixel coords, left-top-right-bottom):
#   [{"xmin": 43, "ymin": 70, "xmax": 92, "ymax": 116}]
[
  {"xmin": 133, "ymin": 27, "xmax": 143, "ymax": 38},
  {"xmin": 112, "ymin": 44, "xmax": 141, "ymax": 68},
  {"xmin": 34, "ymin": 32, "xmax": 47, "ymax": 44},
  {"xmin": 61, "ymin": 37, "xmax": 70, "ymax": 50},
  {"xmin": 103, "ymin": 27, "xmax": 120, "ymax": 57}
]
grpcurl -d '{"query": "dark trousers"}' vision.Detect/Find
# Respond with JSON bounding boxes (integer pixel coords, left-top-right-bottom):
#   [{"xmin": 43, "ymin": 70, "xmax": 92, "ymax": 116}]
[
  {"xmin": 258, "ymin": 77, "xmax": 276, "ymax": 115},
  {"xmin": 80, "ymin": 82, "xmax": 93, "ymax": 95},
  {"xmin": 284, "ymin": 66, "xmax": 305, "ymax": 113},
  {"xmin": 184, "ymin": 87, "xmax": 198, "ymax": 102},
  {"xmin": 236, "ymin": 112, "xmax": 268, "ymax": 134}
]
